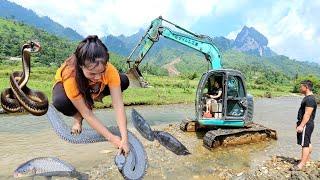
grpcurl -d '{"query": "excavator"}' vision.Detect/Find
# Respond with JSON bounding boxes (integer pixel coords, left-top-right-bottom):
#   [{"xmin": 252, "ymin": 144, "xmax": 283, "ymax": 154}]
[{"xmin": 125, "ymin": 16, "xmax": 277, "ymax": 149}]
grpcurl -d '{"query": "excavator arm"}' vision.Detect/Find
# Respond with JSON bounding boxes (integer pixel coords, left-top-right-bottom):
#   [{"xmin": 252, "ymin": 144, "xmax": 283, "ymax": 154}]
[{"xmin": 126, "ymin": 16, "xmax": 222, "ymax": 87}]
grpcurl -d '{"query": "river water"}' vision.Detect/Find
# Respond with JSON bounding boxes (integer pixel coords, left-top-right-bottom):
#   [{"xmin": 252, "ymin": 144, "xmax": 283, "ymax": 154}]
[{"xmin": 0, "ymin": 97, "xmax": 319, "ymax": 179}]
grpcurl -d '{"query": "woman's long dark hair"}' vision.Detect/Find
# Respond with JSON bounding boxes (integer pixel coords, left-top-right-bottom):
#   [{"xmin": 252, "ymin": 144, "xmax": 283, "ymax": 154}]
[{"xmin": 74, "ymin": 35, "xmax": 109, "ymax": 107}]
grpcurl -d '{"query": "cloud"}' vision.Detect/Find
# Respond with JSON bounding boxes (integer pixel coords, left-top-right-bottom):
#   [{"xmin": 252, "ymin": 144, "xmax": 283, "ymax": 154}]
[
  {"xmin": 8, "ymin": 0, "xmax": 320, "ymax": 62},
  {"xmin": 8, "ymin": 0, "xmax": 223, "ymax": 36},
  {"xmin": 244, "ymin": 0, "xmax": 320, "ymax": 62},
  {"xmin": 226, "ymin": 28, "xmax": 241, "ymax": 39},
  {"xmin": 212, "ymin": 0, "xmax": 249, "ymax": 16}
]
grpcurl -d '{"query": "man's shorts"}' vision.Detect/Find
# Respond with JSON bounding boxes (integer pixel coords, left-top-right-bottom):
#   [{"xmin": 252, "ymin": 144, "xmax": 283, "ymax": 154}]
[{"xmin": 297, "ymin": 121, "xmax": 314, "ymax": 147}]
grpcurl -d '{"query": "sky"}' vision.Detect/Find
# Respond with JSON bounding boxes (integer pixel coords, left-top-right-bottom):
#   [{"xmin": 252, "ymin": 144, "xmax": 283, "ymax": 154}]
[{"xmin": 8, "ymin": 0, "xmax": 320, "ymax": 63}]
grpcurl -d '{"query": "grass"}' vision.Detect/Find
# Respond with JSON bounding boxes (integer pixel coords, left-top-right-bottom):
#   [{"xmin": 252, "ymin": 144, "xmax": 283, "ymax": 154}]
[{"xmin": 0, "ymin": 62, "xmax": 295, "ymax": 109}]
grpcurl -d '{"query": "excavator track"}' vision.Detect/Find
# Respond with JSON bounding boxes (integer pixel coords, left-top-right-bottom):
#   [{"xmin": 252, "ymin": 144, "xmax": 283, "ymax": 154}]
[
  {"xmin": 203, "ymin": 123, "xmax": 277, "ymax": 149},
  {"xmin": 180, "ymin": 120, "xmax": 277, "ymax": 149},
  {"xmin": 180, "ymin": 118, "xmax": 200, "ymax": 132}
]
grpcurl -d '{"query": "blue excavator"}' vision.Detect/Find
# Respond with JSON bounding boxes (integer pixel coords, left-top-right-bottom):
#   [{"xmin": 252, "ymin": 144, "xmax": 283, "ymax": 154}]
[{"xmin": 126, "ymin": 16, "xmax": 277, "ymax": 149}]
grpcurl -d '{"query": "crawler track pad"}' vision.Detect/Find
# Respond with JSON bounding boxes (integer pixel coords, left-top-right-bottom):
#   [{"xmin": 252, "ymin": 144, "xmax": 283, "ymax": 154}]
[{"xmin": 203, "ymin": 123, "xmax": 277, "ymax": 149}]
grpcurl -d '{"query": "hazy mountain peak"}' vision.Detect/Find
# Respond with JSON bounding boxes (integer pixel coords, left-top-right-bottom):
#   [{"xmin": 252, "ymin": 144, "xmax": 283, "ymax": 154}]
[
  {"xmin": 0, "ymin": 0, "xmax": 83, "ymax": 40},
  {"xmin": 233, "ymin": 26, "xmax": 272, "ymax": 56}
]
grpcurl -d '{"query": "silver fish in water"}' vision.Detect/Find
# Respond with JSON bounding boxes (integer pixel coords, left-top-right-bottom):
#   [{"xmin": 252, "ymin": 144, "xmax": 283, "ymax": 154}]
[{"xmin": 14, "ymin": 157, "xmax": 87, "ymax": 180}]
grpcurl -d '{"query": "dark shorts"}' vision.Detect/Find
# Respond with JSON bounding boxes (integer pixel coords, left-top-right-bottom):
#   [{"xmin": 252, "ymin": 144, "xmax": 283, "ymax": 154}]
[
  {"xmin": 52, "ymin": 73, "xmax": 129, "ymax": 117},
  {"xmin": 297, "ymin": 121, "xmax": 314, "ymax": 147}
]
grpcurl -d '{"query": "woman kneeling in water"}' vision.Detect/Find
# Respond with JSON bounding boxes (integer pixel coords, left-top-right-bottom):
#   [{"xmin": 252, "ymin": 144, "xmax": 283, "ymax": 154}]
[{"xmin": 52, "ymin": 35, "xmax": 129, "ymax": 155}]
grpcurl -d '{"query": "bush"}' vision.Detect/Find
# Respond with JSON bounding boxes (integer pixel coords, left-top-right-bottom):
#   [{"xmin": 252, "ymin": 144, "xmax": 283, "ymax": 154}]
[
  {"xmin": 140, "ymin": 63, "xmax": 168, "ymax": 76},
  {"xmin": 180, "ymin": 72, "xmax": 199, "ymax": 80},
  {"xmin": 314, "ymin": 94, "xmax": 320, "ymax": 104},
  {"xmin": 292, "ymin": 75, "xmax": 320, "ymax": 94}
]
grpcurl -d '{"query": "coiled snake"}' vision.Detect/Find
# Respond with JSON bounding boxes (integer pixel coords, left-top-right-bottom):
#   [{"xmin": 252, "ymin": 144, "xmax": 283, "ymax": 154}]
[
  {"xmin": 47, "ymin": 105, "xmax": 147, "ymax": 179},
  {"xmin": 0, "ymin": 41, "xmax": 48, "ymax": 116}
]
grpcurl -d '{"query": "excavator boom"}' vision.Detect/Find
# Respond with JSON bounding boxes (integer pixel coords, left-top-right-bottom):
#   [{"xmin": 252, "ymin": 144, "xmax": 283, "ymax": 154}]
[{"xmin": 126, "ymin": 16, "xmax": 222, "ymax": 87}]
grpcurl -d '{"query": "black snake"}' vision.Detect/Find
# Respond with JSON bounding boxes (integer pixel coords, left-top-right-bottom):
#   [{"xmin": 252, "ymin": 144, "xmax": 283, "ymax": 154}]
[
  {"xmin": 0, "ymin": 41, "xmax": 48, "ymax": 116},
  {"xmin": 3, "ymin": 42, "xmax": 147, "ymax": 179},
  {"xmin": 47, "ymin": 105, "xmax": 147, "ymax": 179}
]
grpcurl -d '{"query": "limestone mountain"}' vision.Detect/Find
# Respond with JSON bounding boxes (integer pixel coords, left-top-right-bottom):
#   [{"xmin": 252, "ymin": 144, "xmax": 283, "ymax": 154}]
[
  {"xmin": 233, "ymin": 26, "xmax": 275, "ymax": 56},
  {"xmin": 101, "ymin": 25, "xmax": 275, "ymax": 58}
]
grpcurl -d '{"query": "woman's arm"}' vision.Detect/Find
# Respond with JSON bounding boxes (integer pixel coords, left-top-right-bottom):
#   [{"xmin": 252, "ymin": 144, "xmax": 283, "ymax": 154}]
[
  {"xmin": 110, "ymin": 86, "xmax": 129, "ymax": 155},
  {"xmin": 109, "ymin": 86, "xmax": 128, "ymax": 139},
  {"xmin": 71, "ymin": 97, "xmax": 121, "ymax": 147},
  {"xmin": 210, "ymin": 90, "xmax": 222, "ymax": 99}
]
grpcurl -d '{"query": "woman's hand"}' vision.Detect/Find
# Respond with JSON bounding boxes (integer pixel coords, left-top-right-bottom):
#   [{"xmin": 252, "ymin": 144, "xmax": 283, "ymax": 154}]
[
  {"xmin": 108, "ymin": 135, "xmax": 129, "ymax": 154},
  {"xmin": 109, "ymin": 135, "xmax": 130, "ymax": 156},
  {"xmin": 108, "ymin": 134, "xmax": 122, "ymax": 148},
  {"xmin": 119, "ymin": 138, "xmax": 130, "ymax": 156}
]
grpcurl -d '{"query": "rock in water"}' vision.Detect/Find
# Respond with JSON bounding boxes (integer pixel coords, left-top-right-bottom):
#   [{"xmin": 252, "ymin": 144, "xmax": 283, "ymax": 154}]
[
  {"xmin": 131, "ymin": 108, "xmax": 155, "ymax": 141},
  {"xmin": 154, "ymin": 131, "xmax": 190, "ymax": 156}
]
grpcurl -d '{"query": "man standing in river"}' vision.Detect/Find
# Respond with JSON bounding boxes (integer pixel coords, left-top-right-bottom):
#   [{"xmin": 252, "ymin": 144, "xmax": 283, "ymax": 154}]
[{"xmin": 292, "ymin": 80, "xmax": 317, "ymax": 170}]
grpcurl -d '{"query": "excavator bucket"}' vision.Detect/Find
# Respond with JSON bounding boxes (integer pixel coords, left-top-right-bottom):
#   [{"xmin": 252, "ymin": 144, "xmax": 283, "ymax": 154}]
[{"xmin": 126, "ymin": 66, "xmax": 150, "ymax": 88}]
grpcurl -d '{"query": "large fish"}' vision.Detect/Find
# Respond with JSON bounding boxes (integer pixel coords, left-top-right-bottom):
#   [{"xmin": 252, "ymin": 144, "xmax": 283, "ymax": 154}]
[
  {"xmin": 131, "ymin": 108, "xmax": 155, "ymax": 141},
  {"xmin": 154, "ymin": 131, "xmax": 191, "ymax": 155},
  {"xmin": 131, "ymin": 109, "xmax": 190, "ymax": 155},
  {"xmin": 14, "ymin": 157, "xmax": 88, "ymax": 180}
]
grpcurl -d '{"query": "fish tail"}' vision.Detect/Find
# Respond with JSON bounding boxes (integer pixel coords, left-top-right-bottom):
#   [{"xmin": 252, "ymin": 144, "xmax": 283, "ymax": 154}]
[{"xmin": 76, "ymin": 172, "xmax": 89, "ymax": 180}]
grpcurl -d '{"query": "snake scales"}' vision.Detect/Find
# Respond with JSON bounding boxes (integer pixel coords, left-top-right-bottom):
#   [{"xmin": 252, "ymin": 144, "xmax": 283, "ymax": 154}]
[
  {"xmin": 47, "ymin": 105, "xmax": 147, "ymax": 179},
  {"xmin": 0, "ymin": 41, "xmax": 48, "ymax": 116}
]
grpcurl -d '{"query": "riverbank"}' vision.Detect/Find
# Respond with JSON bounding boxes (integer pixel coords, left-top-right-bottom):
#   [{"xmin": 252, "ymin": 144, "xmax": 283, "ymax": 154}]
[
  {"xmin": 0, "ymin": 63, "xmax": 296, "ymax": 109},
  {"xmin": 239, "ymin": 156, "xmax": 320, "ymax": 180},
  {"xmin": 88, "ymin": 96, "xmax": 320, "ymax": 179},
  {"xmin": 87, "ymin": 123, "xmax": 259, "ymax": 179},
  {"xmin": 87, "ymin": 123, "xmax": 320, "ymax": 180},
  {"xmin": 0, "ymin": 97, "xmax": 319, "ymax": 179}
]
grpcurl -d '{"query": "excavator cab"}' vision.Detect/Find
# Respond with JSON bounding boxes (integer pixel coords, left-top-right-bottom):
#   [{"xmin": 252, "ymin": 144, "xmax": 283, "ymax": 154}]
[
  {"xmin": 195, "ymin": 69, "xmax": 254, "ymax": 127},
  {"xmin": 200, "ymin": 73, "xmax": 224, "ymax": 119}
]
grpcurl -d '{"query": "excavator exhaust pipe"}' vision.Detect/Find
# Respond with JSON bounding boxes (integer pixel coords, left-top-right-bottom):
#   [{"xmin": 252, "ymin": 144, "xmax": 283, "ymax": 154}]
[{"xmin": 126, "ymin": 66, "xmax": 150, "ymax": 88}]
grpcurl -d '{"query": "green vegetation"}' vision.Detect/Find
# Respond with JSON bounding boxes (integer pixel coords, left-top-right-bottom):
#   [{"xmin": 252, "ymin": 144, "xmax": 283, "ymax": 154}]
[
  {"xmin": 292, "ymin": 75, "xmax": 320, "ymax": 104},
  {"xmin": 1, "ymin": 17, "xmax": 319, "ymax": 109},
  {"xmin": 0, "ymin": 61, "xmax": 196, "ymax": 107},
  {"xmin": 0, "ymin": 0, "xmax": 83, "ymax": 40},
  {"xmin": 0, "ymin": 60, "xmax": 295, "ymax": 109},
  {"xmin": 141, "ymin": 48, "xmax": 320, "ymax": 99},
  {"xmin": 292, "ymin": 75, "xmax": 320, "ymax": 94},
  {"xmin": 0, "ymin": 17, "xmax": 77, "ymax": 66}
]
